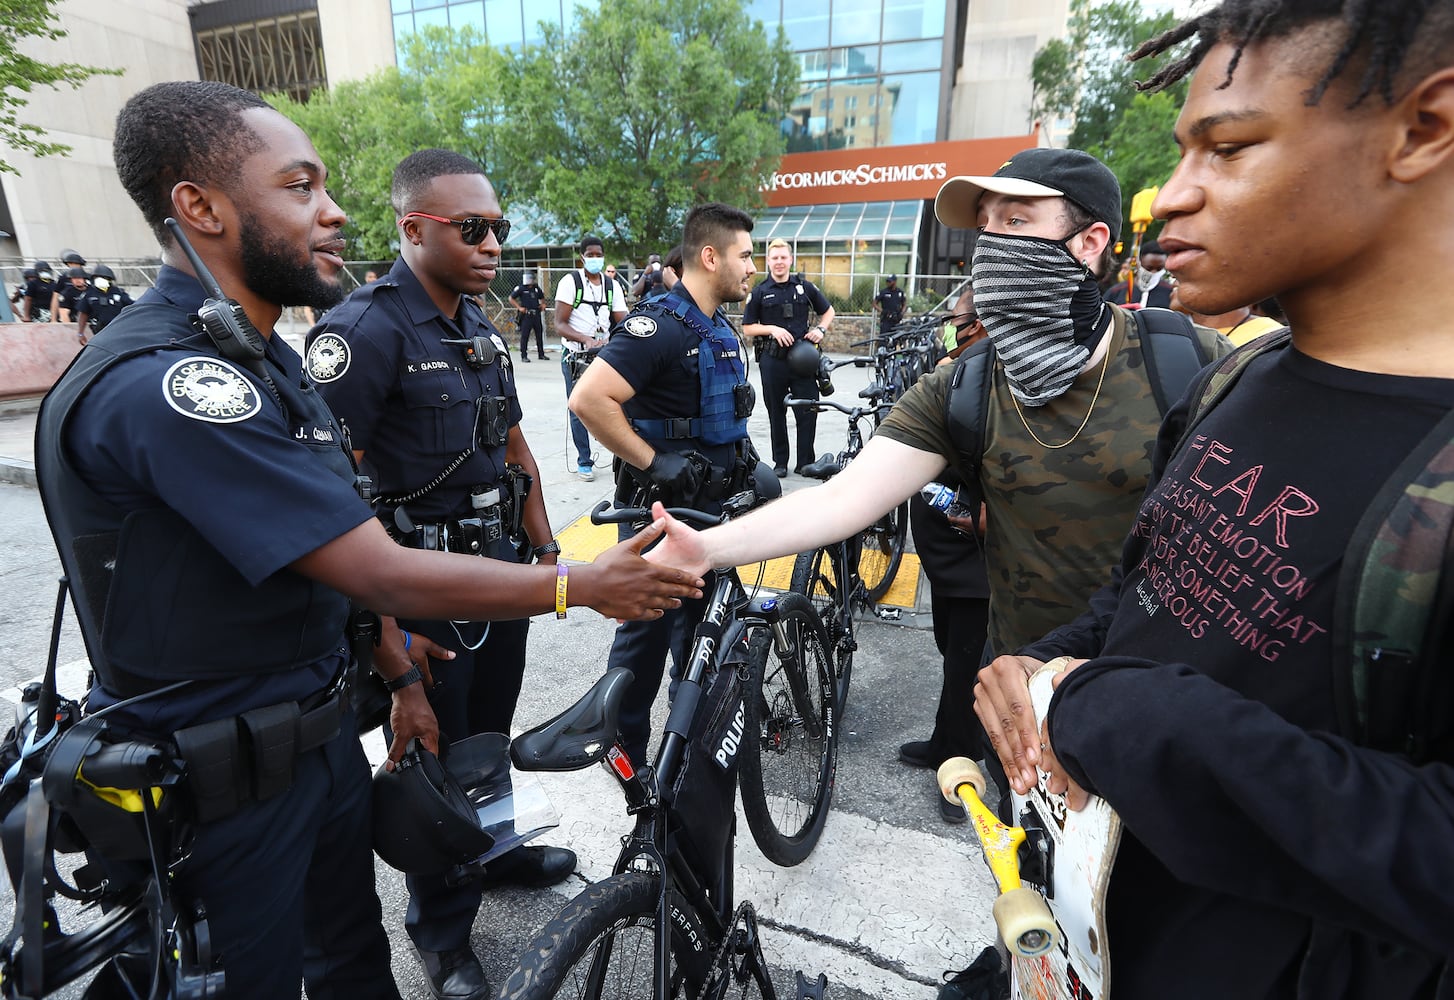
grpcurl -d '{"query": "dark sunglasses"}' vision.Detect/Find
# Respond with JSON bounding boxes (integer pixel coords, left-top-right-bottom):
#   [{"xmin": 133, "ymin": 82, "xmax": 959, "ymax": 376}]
[{"xmin": 400, "ymin": 212, "xmax": 511, "ymax": 246}]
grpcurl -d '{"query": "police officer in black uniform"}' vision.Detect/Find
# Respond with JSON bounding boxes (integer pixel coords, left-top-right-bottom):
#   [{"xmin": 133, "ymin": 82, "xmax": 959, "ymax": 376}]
[
  {"xmin": 52, "ymin": 250, "xmax": 89, "ymax": 323},
  {"xmin": 572, "ymin": 202, "xmax": 772, "ymax": 764},
  {"xmin": 9, "ymin": 267, "xmax": 36, "ymax": 320},
  {"xmin": 873, "ymin": 274, "xmax": 906, "ymax": 334},
  {"xmin": 741, "ymin": 237, "xmax": 835, "ymax": 477},
  {"xmin": 35, "ymin": 81, "xmax": 700, "ymax": 1000},
  {"xmin": 308, "ymin": 149, "xmax": 576, "ymax": 1000},
  {"xmin": 20, "ymin": 260, "xmax": 56, "ymax": 322},
  {"xmin": 75, "ymin": 263, "xmax": 134, "ymax": 342},
  {"xmin": 507, "ymin": 270, "xmax": 547, "ymax": 362}
]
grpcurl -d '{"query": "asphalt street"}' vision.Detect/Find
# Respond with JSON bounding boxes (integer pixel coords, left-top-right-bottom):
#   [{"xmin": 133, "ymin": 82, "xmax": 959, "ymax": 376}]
[{"xmin": 0, "ymin": 324, "xmax": 1003, "ymax": 999}]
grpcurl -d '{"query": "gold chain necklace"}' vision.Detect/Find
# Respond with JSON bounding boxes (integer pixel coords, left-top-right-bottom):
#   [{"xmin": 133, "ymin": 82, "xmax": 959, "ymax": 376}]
[{"xmin": 1010, "ymin": 333, "xmax": 1114, "ymax": 449}]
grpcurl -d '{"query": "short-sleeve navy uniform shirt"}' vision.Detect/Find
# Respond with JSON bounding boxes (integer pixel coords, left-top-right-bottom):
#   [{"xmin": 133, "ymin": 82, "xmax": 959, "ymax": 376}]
[{"xmin": 307, "ymin": 257, "xmax": 522, "ymax": 522}]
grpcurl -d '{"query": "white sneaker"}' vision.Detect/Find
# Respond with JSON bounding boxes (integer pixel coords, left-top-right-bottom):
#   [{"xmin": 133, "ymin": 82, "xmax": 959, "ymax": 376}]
[{"xmin": 577, "ymin": 465, "xmax": 595, "ymax": 481}]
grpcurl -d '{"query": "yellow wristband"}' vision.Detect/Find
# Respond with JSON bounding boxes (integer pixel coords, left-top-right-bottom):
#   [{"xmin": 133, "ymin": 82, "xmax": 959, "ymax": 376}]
[{"xmin": 555, "ymin": 563, "xmax": 568, "ymax": 620}]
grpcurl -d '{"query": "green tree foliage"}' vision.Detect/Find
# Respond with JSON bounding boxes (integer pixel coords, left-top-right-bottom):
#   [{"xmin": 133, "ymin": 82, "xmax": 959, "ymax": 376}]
[
  {"xmin": 1030, "ymin": 0, "xmax": 1188, "ymax": 243},
  {"xmin": 0, "ymin": 0, "xmax": 120, "ymax": 174},
  {"xmin": 268, "ymin": 27, "xmax": 511, "ymax": 260},
  {"xmin": 504, "ymin": 0, "xmax": 797, "ymax": 259},
  {"xmin": 268, "ymin": 2, "xmax": 796, "ymax": 262}
]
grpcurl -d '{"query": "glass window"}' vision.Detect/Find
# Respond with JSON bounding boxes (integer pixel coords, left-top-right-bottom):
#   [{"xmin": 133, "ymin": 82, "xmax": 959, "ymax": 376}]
[
  {"xmin": 830, "ymin": 46, "xmax": 877, "ymax": 77},
  {"xmin": 797, "ymin": 213, "xmax": 833, "ymax": 239},
  {"xmin": 392, "ymin": 11, "xmax": 413, "ymax": 43},
  {"xmin": 881, "ymin": 72, "xmax": 939, "ymax": 145},
  {"xmin": 523, "ymin": 2, "xmax": 558, "ymax": 44},
  {"xmin": 413, "ymin": 5, "xmax": 450, "ymax": 31},
  {"xmin": 451, "ymin": 1, "xmax": 486, "ymax": 35},
  {"xmin": 881, "ymin": 0, "xmax": 947, "ymax": 42},
  {"xmin": 829, "ymin": 0, "xmax": 881, "ymax": 47},
  {"xmin": 414, "ymin": 0, "xmax": 448, "ymax": 8},
  {"xmin": 799, "ymin": 49, "xmax": 829, "ymax": 82},
  {"xmin": 880, "ymin": 39, "xmax": 940, "ymax": 73},
  {"xmin": 826, "ymin": 213, "xmax": 861, "ymax": 239},
  {"xmin": 744, "ymin": 0, "xmax": 780, "ymax": 29},
  {"xmin": 781, "ymin": 0, "xmax": 829, "ymax": 49},
  {"xmin": 483, "ymin": 0, "xmax": 523, "ymax": 45},
  {"xmin": 391, "ymin": 0, "xmax": 413, "ymax": 13}
]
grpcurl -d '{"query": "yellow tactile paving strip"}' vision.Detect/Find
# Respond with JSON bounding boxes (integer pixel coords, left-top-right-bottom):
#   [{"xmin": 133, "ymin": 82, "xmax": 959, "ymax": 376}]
[{"xmin": 556, "ymin": 512, "xmax": 921, "ymax": 609}]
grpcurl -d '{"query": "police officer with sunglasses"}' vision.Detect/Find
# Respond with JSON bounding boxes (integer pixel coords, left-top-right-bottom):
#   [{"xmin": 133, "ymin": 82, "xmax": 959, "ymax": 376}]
[{"xmin": 306, "ymin": 149, "xmax": 572, "ymax": 1000}]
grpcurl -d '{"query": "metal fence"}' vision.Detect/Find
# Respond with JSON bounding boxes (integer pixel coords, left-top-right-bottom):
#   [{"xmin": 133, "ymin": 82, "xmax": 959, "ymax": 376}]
[{"xmin": 2, "ymin": 259, "xmax": 969, "ymax": 331}]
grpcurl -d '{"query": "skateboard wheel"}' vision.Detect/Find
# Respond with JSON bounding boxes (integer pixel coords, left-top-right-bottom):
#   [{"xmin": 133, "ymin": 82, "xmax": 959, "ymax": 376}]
[
  {"xmin": 937, "ymin": 756, "xmax": 985, "ymax": 804},
  {"xmin": 993, "ymin": 887, "xmax": 1056, "ymax": 958}
]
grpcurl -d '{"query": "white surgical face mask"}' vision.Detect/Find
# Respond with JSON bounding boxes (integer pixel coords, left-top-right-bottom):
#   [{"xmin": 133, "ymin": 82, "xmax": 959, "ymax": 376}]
[{"xmin": 583, "ymin": 257, "xmax": 605, "ymax": 275}]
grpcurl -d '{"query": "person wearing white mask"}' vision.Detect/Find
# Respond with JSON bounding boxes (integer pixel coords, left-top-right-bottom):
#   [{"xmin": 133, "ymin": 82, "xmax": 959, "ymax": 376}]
[{"xmin": 555, "ymin": 235, "xmax": 626, "ymax": 480}]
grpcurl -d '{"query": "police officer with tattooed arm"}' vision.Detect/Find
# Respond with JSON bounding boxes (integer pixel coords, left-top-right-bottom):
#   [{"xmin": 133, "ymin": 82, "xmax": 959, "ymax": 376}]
[
  {"xmin": 570, "ymin": 202, "xmax": 775, "ymax": 765},
  {"xmin": 33, "ymin": 80, "xmax": 701, "ymax": 1000}
]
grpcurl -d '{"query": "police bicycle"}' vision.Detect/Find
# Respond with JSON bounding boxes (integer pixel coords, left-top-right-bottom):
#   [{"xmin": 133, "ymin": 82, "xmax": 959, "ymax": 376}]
[
  {"xmin": 852, "ymin": 315, "xmax": 945, "ymax": 407},
  {"xmin": 0, "ymin": 583, "xmax": 226, "ymax": 999},
  {"xmin": 497, "ymin": 497, "xmax": 837, "ymax": 1000},
  {"xmin": 787, "ymin": 374, "xmax": 905, "ymax": 712}
]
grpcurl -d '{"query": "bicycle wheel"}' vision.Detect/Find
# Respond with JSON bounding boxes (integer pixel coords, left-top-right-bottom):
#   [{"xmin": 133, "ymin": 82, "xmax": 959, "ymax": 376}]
[
  {"xmin": 858, "ymin": 500, "xmax": 908, "ymax": 603},
  {"xmin": 738, "ymin": 593, "xmax": 837, "ymax": 867},
  {"xmin": 499, "ymin": 871, "xmax": 709, "ymax": 1000},
  {"xmin": 789, "ymin": 545, "xmax": 854, "ymax": 710}
]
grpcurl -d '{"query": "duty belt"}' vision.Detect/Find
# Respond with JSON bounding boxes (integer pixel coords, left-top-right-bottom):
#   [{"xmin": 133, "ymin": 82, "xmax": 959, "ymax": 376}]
[
  {"xmin": 387, "ymin": 490, "xmax": 511, "ymax": 555},
  {"xmin": 171, "ymin": 668, "xmax": 347, "ymax": 823},
  {"xmin": 762, "ymin": 340, "xmax": 792, "ymax": 359}
]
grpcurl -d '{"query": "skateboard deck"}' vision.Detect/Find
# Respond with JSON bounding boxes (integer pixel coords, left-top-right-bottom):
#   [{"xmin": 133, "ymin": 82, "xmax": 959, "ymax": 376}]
[
  {"xmin": 1007, "ymin": 667, "xmax": 1121, "ymax": 1000},
  {"xmin": 944, "ymin": 666, "xmax": 1122, "ymax": 1000}
]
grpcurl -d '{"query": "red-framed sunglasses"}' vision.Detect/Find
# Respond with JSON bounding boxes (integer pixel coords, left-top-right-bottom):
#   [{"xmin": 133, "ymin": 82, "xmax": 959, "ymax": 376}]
[{"xmin": 399, "ymin": 212, "xmax": 511, "ymax": 246}]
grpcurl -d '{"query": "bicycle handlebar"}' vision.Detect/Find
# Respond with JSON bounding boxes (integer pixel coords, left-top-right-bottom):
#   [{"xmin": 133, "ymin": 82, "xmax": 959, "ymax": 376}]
[
  {"xmin": 785, "ymin": 395, "xmax": 889, "ymax": 421},
  {"xmin": 590, "ymin": 499, "xmax": 728, "ymax": 530}
]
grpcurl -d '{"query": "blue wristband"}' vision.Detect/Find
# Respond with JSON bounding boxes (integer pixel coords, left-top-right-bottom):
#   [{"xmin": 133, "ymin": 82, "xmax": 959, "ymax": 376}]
[{"xmin": 401, "ymin": 630, "xmax": 412, "ymax": 652}]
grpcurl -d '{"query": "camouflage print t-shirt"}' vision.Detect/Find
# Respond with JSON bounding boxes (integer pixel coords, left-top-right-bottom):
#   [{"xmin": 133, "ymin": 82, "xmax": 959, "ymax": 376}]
[{"xmin": 877, "ymin": 306, "xmax": 1231, "ymax": 654}]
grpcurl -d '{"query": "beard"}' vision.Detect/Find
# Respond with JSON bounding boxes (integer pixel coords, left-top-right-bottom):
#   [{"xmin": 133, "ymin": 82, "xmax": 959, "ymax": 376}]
[{"xmin": 238, "ymin": 212, "xmax": 345, "ymax": 310}]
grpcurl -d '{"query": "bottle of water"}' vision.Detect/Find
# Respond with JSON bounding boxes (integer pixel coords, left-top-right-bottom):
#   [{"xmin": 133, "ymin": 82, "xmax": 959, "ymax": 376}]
[{"xmin": 920, "ymin": 481, "xmax": 972, "ymax": 519}]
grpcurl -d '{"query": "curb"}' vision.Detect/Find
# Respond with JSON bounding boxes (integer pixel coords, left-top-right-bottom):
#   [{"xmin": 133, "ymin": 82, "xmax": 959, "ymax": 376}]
[{"xmin": 0, "ymin": 457, "xmax": 34, "ymax": 488}]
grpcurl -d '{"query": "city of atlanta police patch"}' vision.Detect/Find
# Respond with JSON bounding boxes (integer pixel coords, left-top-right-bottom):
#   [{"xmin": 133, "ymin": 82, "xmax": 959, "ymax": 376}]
[
  {"xmin": 162, "ymin": 356, "xmax": 261, "ymax": 424},
  {"xmin": 623, "ymin": 315, "xmax": 657, "ymax": 338},
  {"xmin": 306, "ymin": 333, "xmax": 351, "ymax": 383}
]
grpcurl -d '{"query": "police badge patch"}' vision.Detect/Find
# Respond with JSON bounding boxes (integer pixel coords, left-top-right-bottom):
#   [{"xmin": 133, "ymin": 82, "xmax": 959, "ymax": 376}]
[
  {"xmin": 162, "ymin": 356, "xmax": 262, "ymax": 424},
  {"xmin": 623, "ymin": 315, "xmax": 657, "ymax": 338},
  {"xmin": 306, "ymin": 333, "xmax": 351, "ymax": 383}
]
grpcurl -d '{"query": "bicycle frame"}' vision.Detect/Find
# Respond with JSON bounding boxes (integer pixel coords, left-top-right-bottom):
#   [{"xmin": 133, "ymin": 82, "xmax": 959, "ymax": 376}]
[{"xmin": 512, "ymin": 500, "xmax": 798, "ymax": 1000}]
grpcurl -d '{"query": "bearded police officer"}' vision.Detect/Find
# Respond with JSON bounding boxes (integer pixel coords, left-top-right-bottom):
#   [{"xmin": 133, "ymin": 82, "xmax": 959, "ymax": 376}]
[
  {"xmin": 741, "ymin": 237, "xmax": 834, "ymax": 477},
  {"xmin": 35, "ymin": 81, "xmax": 701, "ymax": 1000},
  {"xmin": 307, "ymin": 149, "xmax": 576, "ymax": 1000},
  {"xmin": 570, "ymin": 202, "xmax": 771, "ymax": 765}
]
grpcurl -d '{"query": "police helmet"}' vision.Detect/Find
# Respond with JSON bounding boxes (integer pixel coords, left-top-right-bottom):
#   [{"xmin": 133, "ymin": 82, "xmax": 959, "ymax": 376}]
[
  {"xmin": 32, "ymin": 260, "xmax": 51, "ymax": 275},
  {"xmin": 66, "ymin": 266, "xmax": 87, "ymax": 280},
  {"xmin": 91, "ymin": 263, "xmax": 116, "ymax": 281},
  {"xmin": 22, "ymin": 268, "xmax": 36, "ymax": 280},
  {"xmin": 372, "ymin": 738, "xmax": 495, "ymax": 874},
  {"xmin": 786, "ymin": 338, "xmax": 822, "ymax": 379},
  {"xmin": 60, "ymin": 248, "xmax": 86, "ymax": 266}
]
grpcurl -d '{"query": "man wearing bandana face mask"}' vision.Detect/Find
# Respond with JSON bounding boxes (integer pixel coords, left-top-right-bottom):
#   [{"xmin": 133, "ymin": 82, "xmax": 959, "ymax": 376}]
[{"xmin": 635, "ymin": 147, "xmax": 1230, "ymax": 776}]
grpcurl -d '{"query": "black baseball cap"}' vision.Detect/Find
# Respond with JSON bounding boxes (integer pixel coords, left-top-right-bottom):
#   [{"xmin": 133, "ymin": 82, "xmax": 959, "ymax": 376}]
[
  {"xmin": 935, "ymin": 147, "xmax": 1122, "ymax": 243},
  {"xmin": 885, "ymin": 275, "xmax": 897, "ymax": 283}
]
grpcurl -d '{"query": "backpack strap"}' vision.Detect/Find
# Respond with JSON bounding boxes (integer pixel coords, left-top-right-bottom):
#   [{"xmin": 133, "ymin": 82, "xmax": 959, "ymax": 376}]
[
  {"xmin": 1334, "ymin": 407, "xmax": 1454, "ymax": 759},
  {"xmin": 1133, "ymin": 306, "xmax": 1215, "ymax": 417},
  {"xmin": 1170, "ymin": 327, "xmax": 1292, "ymax": 462},
  {"xmin": 944, "ymin": 338, "xmax": 995, "ymax": 504}
]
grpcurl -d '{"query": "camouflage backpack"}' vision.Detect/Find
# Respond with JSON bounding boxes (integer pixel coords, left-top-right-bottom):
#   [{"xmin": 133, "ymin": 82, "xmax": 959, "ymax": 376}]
[{"xmin": 1173, "ymin": 329, "xmax": 1454, "ymax": 762}]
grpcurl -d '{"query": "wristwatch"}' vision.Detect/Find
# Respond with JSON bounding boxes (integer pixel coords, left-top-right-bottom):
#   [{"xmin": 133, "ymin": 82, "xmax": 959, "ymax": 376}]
[
  {"xmin": 382, "ymin": 665, "xmax": 423, "ymax": 692},
  {"xmin": 533, "ymin": 539, "xmax": 562, "ymax": 559},
  {"xmin": 813, "ymin": 325, "xmax": 827, "ymax": 336}
]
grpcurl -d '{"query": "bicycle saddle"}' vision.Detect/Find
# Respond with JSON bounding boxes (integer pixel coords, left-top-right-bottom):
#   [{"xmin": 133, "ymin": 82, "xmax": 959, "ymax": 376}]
[
  {"xmin": 859, "ymin": 382, "xmax": 886, "ymax": 401},
  {"xmin": 511, "ymin": 668, "xmax": 633, "ymax": 772},
  {"xmin": 799, "ymin": 453, "xmax": 843, "ymax": 480}
]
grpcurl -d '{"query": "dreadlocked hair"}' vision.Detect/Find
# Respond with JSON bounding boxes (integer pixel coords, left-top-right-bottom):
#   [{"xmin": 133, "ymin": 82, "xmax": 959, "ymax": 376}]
[{"xmin": 1129, "ymin": 0, "xmax": 1453, "ymax": 109}]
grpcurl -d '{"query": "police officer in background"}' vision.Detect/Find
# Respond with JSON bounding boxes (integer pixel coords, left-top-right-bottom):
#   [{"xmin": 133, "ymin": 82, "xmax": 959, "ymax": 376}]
[
  {"xmin": 571, "ymin": 202, "xmax": 772, "ymax": 764},
  {"xmin": 308, "ymin": 149, "xmax": 577, "ymax": 1000},
  {"xmin": 9, "ymin": 267, "xmax": 36, "ymax": 320},
  {"xmin": 741, "ymin": 237, "xmax": 834, "ymax": 477},
  {"xmin": 52, "ymin": 250, "xmax": 89, "ymax": 322},
  {"xmin": 873, "ymin": 274, "xmax": 906, "ymax": 335},
  {"xmin": 20, "ymin": 260, "xmax": 56, "ymax": 322},
  {"xmin": 507, "ymin": 269, "xmax": 547, "ymax": 362},
  {"xmin": 36, "ymin": 81, "xmax": 701, "ymax": 1000},
  {"xmin": 75, "ymin": 263, "xmax": 133, "ymax": 343}
]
